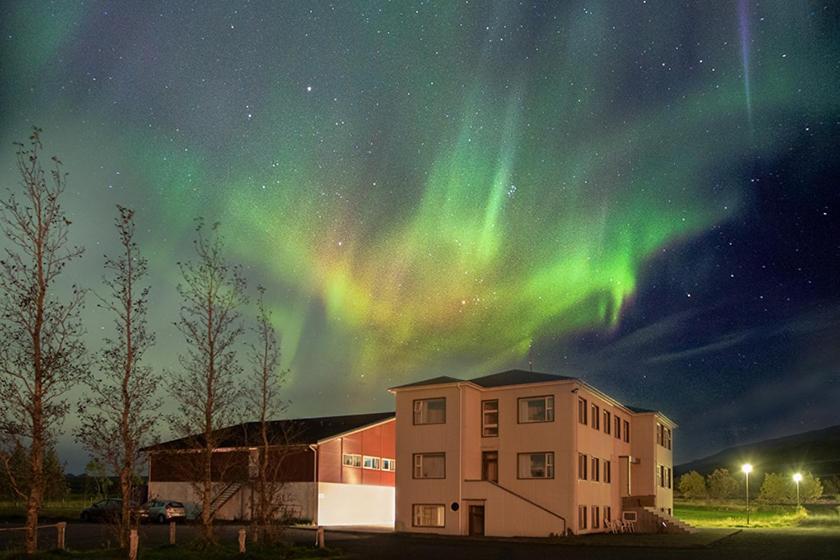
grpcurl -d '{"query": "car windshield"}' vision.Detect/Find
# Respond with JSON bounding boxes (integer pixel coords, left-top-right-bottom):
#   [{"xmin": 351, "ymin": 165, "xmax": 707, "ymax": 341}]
[{"xmin": 168, "ymin": 502, "xmax": 184, "ymax": 508}]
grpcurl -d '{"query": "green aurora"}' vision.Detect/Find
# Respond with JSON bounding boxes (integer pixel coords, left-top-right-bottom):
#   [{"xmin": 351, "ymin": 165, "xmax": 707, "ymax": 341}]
[{"xmin": 1, "ymin": 1, "xmax": 838, "ymax": 404}]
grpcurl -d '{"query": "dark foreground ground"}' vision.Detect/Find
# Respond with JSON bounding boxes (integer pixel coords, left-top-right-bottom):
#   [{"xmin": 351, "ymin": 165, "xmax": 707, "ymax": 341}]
[{"xmin": 1, "ymin": 523, "xmax": 839, "ymax": 560}]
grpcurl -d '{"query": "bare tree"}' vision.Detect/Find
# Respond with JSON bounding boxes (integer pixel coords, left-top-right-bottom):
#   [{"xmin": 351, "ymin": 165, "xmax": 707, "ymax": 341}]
[
  {"xmin": 76, "ymin": 205, "xmax": 159, "ymax": 549},
  {"xmin": 168, "ymin": 220, "xmax": 247, "ymax": 542},
  {"xmin": 0, "ymin": 127, "xmax": 86, "ymax": 554},
  {"xmin": 245, "ymin": 286, "xmax": 290, "ymax": 543}
]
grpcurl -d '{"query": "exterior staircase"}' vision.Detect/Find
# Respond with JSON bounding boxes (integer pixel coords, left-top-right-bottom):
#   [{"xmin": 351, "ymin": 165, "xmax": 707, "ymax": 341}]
[
  {"xmin": 210, "ymin": 482, "xmax": 243, "ymax": 516},
  {"xmin": 637, "ymin": 506, "xmax": 696, "ymax": 534}
]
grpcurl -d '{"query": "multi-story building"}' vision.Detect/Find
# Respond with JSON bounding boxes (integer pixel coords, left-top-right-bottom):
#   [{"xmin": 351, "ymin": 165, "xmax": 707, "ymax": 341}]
[{"xmin": 390, "ymin": 370, "xmax": 682, "ymax": 536}]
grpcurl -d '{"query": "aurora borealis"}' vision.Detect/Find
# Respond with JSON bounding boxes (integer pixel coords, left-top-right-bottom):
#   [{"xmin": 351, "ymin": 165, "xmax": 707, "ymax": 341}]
[{"xmin": 1, "ymin": 1, "xmax": 839, "ymax": 470}]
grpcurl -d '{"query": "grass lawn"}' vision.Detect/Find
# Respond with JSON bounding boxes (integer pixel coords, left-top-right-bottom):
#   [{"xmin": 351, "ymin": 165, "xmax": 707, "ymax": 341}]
[
  {"xmin": 0, "ymin": 500, "xmax": 90, "ymax": 522},
  {"xmin": 675, "ymin": 500, "xmax": 840, "ymax": 528}
]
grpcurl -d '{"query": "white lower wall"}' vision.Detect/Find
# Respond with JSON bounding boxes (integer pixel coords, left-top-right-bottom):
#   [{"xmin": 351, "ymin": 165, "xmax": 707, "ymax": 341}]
[
  {"xmin": 317, "ymin": 482, "xmax": 394, "ymax": 527},
  {"xmin": 147, "ymin": 481, "xmax": 316, "ymax": 522}
]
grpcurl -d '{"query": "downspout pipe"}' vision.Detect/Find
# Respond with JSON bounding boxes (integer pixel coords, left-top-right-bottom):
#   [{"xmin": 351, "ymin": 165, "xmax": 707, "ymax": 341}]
[{"xmin": 308, "ymin": 444, "xmax": 319, "ymax": 530}]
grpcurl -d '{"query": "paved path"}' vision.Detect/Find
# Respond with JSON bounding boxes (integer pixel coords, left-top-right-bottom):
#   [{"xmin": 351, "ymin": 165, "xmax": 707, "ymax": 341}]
[{"xmin": 1, "ymin": 523, "xmax": 838, "ymax": 559}]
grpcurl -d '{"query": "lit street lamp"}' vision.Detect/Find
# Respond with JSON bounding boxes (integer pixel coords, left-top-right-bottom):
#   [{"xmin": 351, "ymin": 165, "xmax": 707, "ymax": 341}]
[
  {"xmin": 793, "ymin": 472, "xmax": 803, "ymax": 509},
  {"xmin": 742, "ymin": 463, "xmax": 753, "ymax": 526}
]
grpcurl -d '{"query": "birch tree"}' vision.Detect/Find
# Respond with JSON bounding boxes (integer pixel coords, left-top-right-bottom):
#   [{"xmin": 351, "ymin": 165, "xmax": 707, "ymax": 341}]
[
  {"xmin": 76, "ymin": 205, "xmax": 159, "ymax": 549},
  {"xmin": 0, "ymin": 127, "xmax": 86, "ymax": 554},
  {"xmin": 244, "ymin": 287, "xmax": 291, "ymax": 543},
  {"xmin": 168, "ymin": 220, "xmax": 247, "ymax": 542}
]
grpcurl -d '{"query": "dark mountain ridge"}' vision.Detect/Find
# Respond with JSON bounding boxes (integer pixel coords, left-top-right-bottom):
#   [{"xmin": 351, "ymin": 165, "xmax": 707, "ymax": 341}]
[{"xmin": 676, "ymin": 424, "xmax": 840, "ymax": 477}]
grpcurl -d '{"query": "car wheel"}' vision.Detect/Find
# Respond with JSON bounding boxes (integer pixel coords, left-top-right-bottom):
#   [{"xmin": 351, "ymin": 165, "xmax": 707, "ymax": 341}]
[{"xmin": 157, "ymin": 514, "xmax": 166, "ymax": 524}]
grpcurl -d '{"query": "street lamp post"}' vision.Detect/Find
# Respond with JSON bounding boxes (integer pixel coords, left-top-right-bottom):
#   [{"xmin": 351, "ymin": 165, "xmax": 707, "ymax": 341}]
[
  {"xmin": 793, "ymin": 472, "xmax": 803, "ymax": 509},
  {"xmin": 741, "ymin": 464, "xmax": 753, "ymax": 526}
]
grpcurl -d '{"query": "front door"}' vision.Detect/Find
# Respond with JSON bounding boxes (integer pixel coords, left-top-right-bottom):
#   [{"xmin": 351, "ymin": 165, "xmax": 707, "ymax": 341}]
[
  {"xmin": 469, "ymin": 505, "xmax": 485, "ymax": 536},
  {"xmin": 482, "ymin": 451, "xmax": 498, "ymax": 482}
]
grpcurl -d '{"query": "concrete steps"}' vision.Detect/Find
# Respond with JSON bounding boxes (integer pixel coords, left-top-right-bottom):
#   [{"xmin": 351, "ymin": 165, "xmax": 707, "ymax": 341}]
[{"xmin": 642, "ymin": 506, "xmax": 696, "ymax": 534}]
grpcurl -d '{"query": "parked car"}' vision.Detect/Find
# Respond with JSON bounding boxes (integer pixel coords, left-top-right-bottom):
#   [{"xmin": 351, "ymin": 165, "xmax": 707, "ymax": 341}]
[
  {"xmin": 142, "ymin": 500, "xmax": 187, "ymax": 524},
  {"xmin": 80, "ymin": 499, "xmax": 124, "ymax": 522}
]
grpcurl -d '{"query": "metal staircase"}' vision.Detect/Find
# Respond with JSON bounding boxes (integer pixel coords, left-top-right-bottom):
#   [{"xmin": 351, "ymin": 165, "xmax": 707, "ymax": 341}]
[{"xmin": 209, "ymin": 482, "xmax": 243, "ymax": 516}]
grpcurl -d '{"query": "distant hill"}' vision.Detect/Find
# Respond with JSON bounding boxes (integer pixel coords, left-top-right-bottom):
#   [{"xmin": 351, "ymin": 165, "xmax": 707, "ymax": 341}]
[{"xmin": 676, "ymin": 424, "xmax": 840, "ymax": 478}]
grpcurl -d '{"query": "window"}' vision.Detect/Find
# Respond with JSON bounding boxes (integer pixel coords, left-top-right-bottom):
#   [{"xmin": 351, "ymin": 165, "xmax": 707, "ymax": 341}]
[
  {"xmin": 342, "ymin": 454, "xmax": 362, "ymax": 468},
  {"xmin": 667, "ymin": 467, "xmax": 672, "ymax": 489},
  {"xmin": 518, "ymin": 452, "xmax": 554, "ymax": 479},
  {"xmin": 604, "ymin": 410, "xmax": 611, "ymax": 435},
  {"xmin": 658, "ymin": 464, "xmax": 665, "ymax": 487},
  {"xmin": 604, "ymin": 460, "xmax": 611, "ymax": 484},
  {"xmin": 518, "ymin": 395, "xmax": 554, "ymax": 423},
  {"xmin": 413, "ymin": 453, "xmax": 445, "ymax": 479},
  {"xmin": 605, "ymin": 506, "xmax": 612, "ymax": 524},
  {"xmin": 578, "ymin": 397, "xmax": 588, "ymax": 424},
  {"xmin": 591, "ymin": 404, "xmax": 600, "ymax": 430},
  {"xmin": 578, "ymin": 453, "xmax": 588, "ymax": 480},
  {"xmin": 412, "ymin": 504, "xmax": 445, "ymax": 527},
  {"xmin": 656, "ymin": 423, "xmax": 663, "ymax": 446},
  {"xmin": 382, "ymin": 458, "xmax": 396, "ymax": 472},
  {"xmin": 623, "ymin": 420, "xmax": 630, "ymax": 443},
  {"xmin": 591, "ymin": 457, "xmax": 600, "ymax": 482},
  {"xmin": 578, "ymin": 505, "xmax": 588, "ymax": 530},
  {"xmin": 481, "ymin": 399, "xmax": 499, "ymax": 437},
  {"xmin": 665, "ymin": 427, "xmax": 672, "ymax": 450},
  {"xmin": 363, "ymin": 456, "xmax": 381, "ymax": 470},
  {"xmin": 413, "ymin": 398, "xmax": 446, "ymax": 425},
  {"xmin": 592, "ymin": 506, "xmax": 600, "ymax": 529},
  {"xmin": 614, "ymin": 416, "xmax": 621, "ymax": 439}
]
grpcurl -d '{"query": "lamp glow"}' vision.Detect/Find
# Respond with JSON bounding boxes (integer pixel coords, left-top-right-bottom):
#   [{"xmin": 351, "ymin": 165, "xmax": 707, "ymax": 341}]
[
  {"xmin": 741, "ymin": 463, "xmax": 753, "ymax": 526},
  {"xmin": 793, "ymin": 472, "xmax": 802, "ymax": 483},
  {"xmin": 793, "ymin": 472, "xmax": 803, "ymax": 509}
]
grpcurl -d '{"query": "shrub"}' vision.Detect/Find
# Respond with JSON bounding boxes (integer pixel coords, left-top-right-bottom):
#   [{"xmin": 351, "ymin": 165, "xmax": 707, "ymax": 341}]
[
  {"xmin": 707, "ymin": 468, "xmax": 740, "ymax": 499},
  {"xmin": 758, "ymin": 472, "xmax": 823, "ymax": 504},
  {"xmin": 678, "ymin": 471, "xmax": 708, "ymax": 499}
]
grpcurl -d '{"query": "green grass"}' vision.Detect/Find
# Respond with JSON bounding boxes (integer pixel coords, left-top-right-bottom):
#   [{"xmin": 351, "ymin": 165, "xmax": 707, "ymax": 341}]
[
  {"xmin": 0, "ymin": 500, "xmax": 90, "ymax": 522},
  {"xmin": 675, "ymin": 500, "xmax": 840, "ymax": 528}
]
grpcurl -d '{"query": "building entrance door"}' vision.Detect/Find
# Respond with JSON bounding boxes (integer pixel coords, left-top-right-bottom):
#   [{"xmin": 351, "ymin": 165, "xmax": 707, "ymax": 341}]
[
  {"xmin": 469, "ymin": 505, "xmax": 485, "ymax": 536},
  {"xmin": 482, "ymin": 451, "xmax": 498, "ymax": 482}
]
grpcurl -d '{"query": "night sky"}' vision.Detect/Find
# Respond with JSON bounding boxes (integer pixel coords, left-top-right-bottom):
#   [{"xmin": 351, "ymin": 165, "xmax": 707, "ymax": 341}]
[{"xmin": 1, "ymin": 1, "xmax": 838, "ymax": 473}]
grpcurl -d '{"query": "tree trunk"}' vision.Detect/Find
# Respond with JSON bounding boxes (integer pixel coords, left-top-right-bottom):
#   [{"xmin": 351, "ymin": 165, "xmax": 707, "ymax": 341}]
[
  {"xmin": 202, "ymin": 447, "xmax": 213, "ymax": 542},
  {"xmin": 119, "ymin": 467, "xmax": 132, "ymax": 549},
  {"xmin": 25, "ymin": 425, "xmax": 44, "ymax": 554}
]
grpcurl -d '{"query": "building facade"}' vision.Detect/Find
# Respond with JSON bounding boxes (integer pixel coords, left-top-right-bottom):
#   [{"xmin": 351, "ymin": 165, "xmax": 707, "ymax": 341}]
[
  {"xmin": 145, "ymin": 412, "xmax": 396, "ymax": 527},
  {"xmin": 391, "ymin": 370, "xmax": 678, "ymax": 537}
]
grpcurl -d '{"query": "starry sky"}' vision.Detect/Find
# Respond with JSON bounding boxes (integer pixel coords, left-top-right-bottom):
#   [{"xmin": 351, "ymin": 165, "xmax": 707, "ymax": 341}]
[{"xmin": 1, "ymin": 1, "xmax": 838, "ymax": 473}]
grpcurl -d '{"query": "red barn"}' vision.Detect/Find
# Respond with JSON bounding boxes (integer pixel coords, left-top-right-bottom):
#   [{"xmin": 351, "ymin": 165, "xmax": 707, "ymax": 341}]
[{"xmin": 144, "ymin": 412, "xmax": 395, "ymax": 527}]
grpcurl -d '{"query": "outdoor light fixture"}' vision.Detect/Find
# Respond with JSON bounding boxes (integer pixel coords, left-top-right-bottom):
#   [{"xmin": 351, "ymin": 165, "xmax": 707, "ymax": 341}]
[
  {"xmin": 793, "ymin": 472, "xmax": 803, "ymax": 509},
  {"xmin": 741, "ymin": 463, "xmax": 753, "ymax": 526}
]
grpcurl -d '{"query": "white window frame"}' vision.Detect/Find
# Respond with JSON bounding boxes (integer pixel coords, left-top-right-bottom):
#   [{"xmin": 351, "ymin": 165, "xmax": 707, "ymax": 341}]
[
  {"xmin": 342, "ymin": 453, "xmax": 362, "ymax": 468},
  {"xmin": 518, "ymin": 395, "xmax": 554, "ymax": 423},
  {"xmin": 381, "ymin": 458, "xmax": 396, "ymax": 472},
  {"xmin": 363, "ymin": 455, "xmax": 381, "ymax": 470}
]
